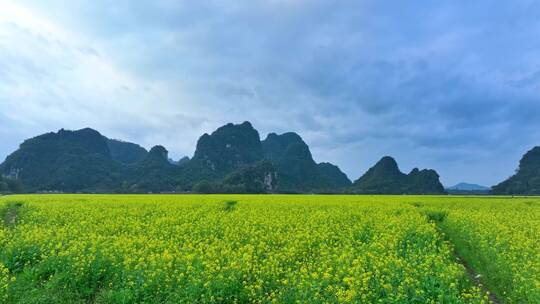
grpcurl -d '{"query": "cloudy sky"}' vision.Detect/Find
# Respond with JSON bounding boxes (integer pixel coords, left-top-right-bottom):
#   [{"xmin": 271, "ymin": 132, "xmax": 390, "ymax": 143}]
[{"xmin": 1, "ymin": 0, "xmax": 540, "ymax": 186}]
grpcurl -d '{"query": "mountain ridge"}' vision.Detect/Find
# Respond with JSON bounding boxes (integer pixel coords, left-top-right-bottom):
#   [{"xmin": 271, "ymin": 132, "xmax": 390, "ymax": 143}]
[
  {"xmin": 447, "ymin": 183, "xmax": 490, "ymax": 191},
  {"xmin": 492, "ymin": 146, "xmax": 540, "ymax": 195},
  {"xmin": 0, "ymin": 122, "xmax": 353, "ymax": 194},
  {"xmin": 349, "ymin": 156, "xmax": 446, "ymax": 194},
  {"xmin": 3, "ymin": 125, "xmax": 540, "ymax": 195}
]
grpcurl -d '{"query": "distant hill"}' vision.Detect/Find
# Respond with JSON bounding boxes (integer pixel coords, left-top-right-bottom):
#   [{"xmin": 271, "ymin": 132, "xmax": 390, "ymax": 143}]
[
  {"xmin": 122, "ymin": 145, "xmax": 180, "ymax": 193},
  {"xmin": 446, "ymin": 183, "xmax": 490, "ymax": 195},
  {"xmin": 0, "ymin": 175, "xmax": 21, "ymax": 194},
  {"xmin": 182, "ymin": 122, "xmax": 265, "ymax": 185},
  {"xmin": 0, "ymin": 122, "xmax": 351, "ymax": 194},
  {"xmin": 107, "ymin": 139, "xmax": 148, "ymax": 165},
  {"xmin": 349, "ymin": 156, "xmax": 445, "ymax": 194},
  {"xmin": 262, "ymin": 132, "xmax": 351, "ymax": 193},
  {"xmin": 193, "ymin": 161, "xmax": 277, "ymax": 194},
  {"xmin": 492, "ymin": 146, "xmax": 540, "ymax": 195},
  {"xmin": 447, "ymin": 183, "xmax": 490, "ymax": 191},
  {"xmin": 0, "ymin": 128, "xmax": 121, "ymax": 192},
  {"xmin": 186, "ymin": 123, "xmax": 350, "ymax": 193}
]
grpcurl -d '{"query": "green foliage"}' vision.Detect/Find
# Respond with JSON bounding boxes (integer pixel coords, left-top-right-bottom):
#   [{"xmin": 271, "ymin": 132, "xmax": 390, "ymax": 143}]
[
  {"xmin": 350, "ymin": 156, "xmax": 446, "ymax": 194},
  {"xmin": 192, "ymin": 180, "xmax": 222, "ymax": 194},
  {"xmin": 262, "ymin": 132, "xmax": 351, "ymax": 193},
  {"xmin": 107, "ymin": 139, "xmax": 148, "ymax": 165},
  {"xmin": 0, "ymin": 123, "xmax": 459, "ymax": 195},
  {"xmin": 423, "ymin": 210, "xmax": 448, "ymax": 223},
  {"xmin": 349, "ymin": 156, "xmax": 407, "ymax": 194},
  {"xmin": 221, "ymin": 161, "xmax": 277, "ymax": 193},
  {"xmin": 1, "ymin": 201, "xmax": 23, "ymax": 228},
  {"xmin": 0, "ymin": 179, "xmax": 6, "ymax": 193},
  {"xmin": 437, "ymin": 200, "xmax": 540, "ymax": 303},
  {"xmin": 223, "ymin": 200, "xmax": 238, "ymax": 212},
  {"xmin": 193, "ymin": 161, "xmax": 277, "ymax": 194},
  {"xmin": 189, "ymin": 122, "xmax": 264, "ymax": 179},
  {"xmin": 406, "ymin": 168, "xmax": 446, "ymax": 194},
  {"xmin": 316, "ymin": 162, "xmax": 353, "ymax": 190},
  {"xmin": 0, "ymin": 176, "xmax": 22, "ymax": 194},
  {"xmin": 492, "ymin": 146, "xmax": 540, "ymax": 195},
  {"xmin": 120, "ymin": 146, "xmax": 179, "ymax": 193},
  {"xmin": 0, "ymin": 128, "xmax": 121, "ymax": 193}
]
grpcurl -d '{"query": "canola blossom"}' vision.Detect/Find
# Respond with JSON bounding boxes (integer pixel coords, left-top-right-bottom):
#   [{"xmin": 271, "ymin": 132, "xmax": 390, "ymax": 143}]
[
  {"xmin": 0, "ymin": 195, "xmax": 537, "ymax": 303},
  {"xmin": 437, "ymin": 200, "xmax": 540, "ymax": 303}
]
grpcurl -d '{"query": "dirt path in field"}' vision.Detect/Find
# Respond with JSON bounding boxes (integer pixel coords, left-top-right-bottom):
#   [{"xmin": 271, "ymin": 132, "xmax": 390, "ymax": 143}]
[
  {"xmin": 2, "ymin": 202, "xmax": 22, "ymax": 229},
  {"xmin": 427, "ymin": 215, "xmax": 502, "ymax": 304},
  {"xmin": 457, "ymin": 253, "xmax": 502, "ymax": 304},
  {"xmin": 437, "ymin": 233, "xmax": 504, "ymax": 304}
]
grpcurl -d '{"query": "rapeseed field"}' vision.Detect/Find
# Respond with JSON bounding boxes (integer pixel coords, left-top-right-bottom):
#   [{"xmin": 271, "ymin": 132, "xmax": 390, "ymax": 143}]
[{"xmin": 0, "ymin": 195, "xmax": 538, "ymax": 303}]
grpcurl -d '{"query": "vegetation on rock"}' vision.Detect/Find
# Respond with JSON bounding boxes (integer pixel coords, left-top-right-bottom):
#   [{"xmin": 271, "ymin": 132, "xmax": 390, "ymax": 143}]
[
  {"xmin": 0, "ymin": 123, "xmax": 458, "ymax": 194},
  {"xmin": 492, "ymin": 146, "xmax": 540, "ymax": 195},
  {"xmin": 107, "ymin": 139, "xmax": 148, "ymax": 165},
  {"xmin": 0, "ymin": 128, "xmax": 120, "ymax": 192},
  {"xmin": 262, "ymin": 132, "xmax": 351, "ymax": 193},
  {"xmin": 349, "ymin": 156, "xmax": 445, "ymax": 194}
]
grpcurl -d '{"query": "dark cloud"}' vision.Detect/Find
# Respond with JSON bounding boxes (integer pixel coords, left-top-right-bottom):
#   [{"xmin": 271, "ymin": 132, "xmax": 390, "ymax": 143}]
[{"xmin": 1, "ymin": 0, "xmax": 540, "ymax": 186}]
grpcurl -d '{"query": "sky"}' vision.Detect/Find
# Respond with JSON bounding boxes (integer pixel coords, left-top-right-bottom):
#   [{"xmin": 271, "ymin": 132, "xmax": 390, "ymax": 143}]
[{"xmin": 1, "ymin": 0, "xmax": 540, "ymax": 187}]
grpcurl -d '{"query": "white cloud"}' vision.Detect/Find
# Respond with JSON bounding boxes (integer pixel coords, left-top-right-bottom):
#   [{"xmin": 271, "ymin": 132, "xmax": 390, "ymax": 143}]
[{"xmin": 0, "ymin": 1, "xmax": 209, "ymax": 158}]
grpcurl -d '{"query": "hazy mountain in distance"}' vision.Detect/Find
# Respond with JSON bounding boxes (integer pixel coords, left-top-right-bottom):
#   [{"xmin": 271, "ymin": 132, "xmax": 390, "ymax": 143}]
[{"xmin": 447, "ymin": 183, "xmax": 490, "ymax": 191}]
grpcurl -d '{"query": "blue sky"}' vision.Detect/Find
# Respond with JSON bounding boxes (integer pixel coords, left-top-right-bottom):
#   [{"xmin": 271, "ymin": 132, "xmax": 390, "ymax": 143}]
[{"xmin": 1, "ymin": 0, "xmax": 540, "ymax": 186}]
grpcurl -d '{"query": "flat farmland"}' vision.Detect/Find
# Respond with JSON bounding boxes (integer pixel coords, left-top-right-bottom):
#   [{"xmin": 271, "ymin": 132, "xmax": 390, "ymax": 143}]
[{"xmin": 0, "ymin": 195, "xmax": 538, "ymax": 303}]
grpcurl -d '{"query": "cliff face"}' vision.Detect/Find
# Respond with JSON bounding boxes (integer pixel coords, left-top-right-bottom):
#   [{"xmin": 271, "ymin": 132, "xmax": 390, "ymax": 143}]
[
  {"xmin": 222, "ymin": 161, "xmax": 277, "ymax": 193},
  {"xmin": 181, "ymin": 124, "xmax": 350, "ymax": 193},
  {"xmin": 185, "ymin": 122, "xmax": 264, "ymax": 181},
  {"xmin": 262, "ymin": 132, "xmax": 351, "ymax": 192}
]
